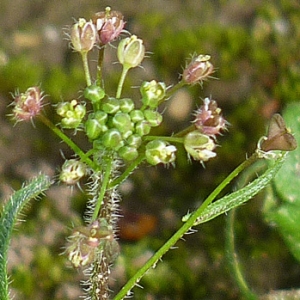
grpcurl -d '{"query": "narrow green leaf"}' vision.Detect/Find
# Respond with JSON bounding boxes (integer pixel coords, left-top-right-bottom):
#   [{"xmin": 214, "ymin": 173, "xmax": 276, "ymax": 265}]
[
  {"xmin": 192, "ymin": 153, "xmax": 286, "ymax": 226},
  {"xmin": 0, "ymin": 174, "xmax": 52, "ymax": 300}
]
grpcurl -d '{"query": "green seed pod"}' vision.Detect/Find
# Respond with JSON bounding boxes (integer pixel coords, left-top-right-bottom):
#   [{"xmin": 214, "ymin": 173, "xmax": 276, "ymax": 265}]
[
  {"xmin": 135, "ymin": 120, "xmax": 151, "ymax": 136},
  {"xmin": 144, "ymin": 110, "xmax": 163, "ymax": 127},
  {"xmin": 84, "ymin": 84, "xmax": 105, "ymax": 103},
  {"xmin": 118, "ymin": 145, "xmax": 139, "ymax": 161},
  {"xmin": 101, "ymin": 97, "xmax": 120, "ymax": 114},
  {"xmin": 102, "ymin": 129, "xmax": 124, "ymax": 149},
  {"xmin": 130, "ymin": 109, "xmax": 144, "ymax": 123},
  {"xmin": 119, "ymin": 98, "xmax": 135, "ymax": 113}
]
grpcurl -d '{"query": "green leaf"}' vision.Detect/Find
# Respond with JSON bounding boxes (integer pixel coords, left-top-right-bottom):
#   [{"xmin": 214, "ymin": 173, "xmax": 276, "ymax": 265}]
[{"xmin": 0, "ymin": 175, "xmax": 52, "ymax": 300}]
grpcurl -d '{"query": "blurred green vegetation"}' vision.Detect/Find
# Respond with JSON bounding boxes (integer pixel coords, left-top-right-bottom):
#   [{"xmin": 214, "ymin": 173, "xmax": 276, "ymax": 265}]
[{"xmin": 1, "ymin": 1, "xmax": 300, "ymax": 299}]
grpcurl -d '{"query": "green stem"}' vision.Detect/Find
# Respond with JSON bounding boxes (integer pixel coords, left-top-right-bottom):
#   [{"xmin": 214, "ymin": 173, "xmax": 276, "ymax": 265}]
[
  {"xmin": 164, "ymin": 80, "xmax": 186, "ymax": 100},
  {"xmin": 109, "ymin": 153, "xmax": 145, "ymax": 188},
  {"xmin": 38, "ymin": 114, "xmax": 96, "ymax": 169},
  {"xmin": 81, "ymin": 52, "xmax": 92, "ymax": 87},
  {"xmin": 113, "ymin": 214, "xmax": 194, "ymax": 300},
  {"xmin": 113, "ymin": 153, "xmax": 258, "ymax": 300},
  {"xmin": 116, "ymin": 66, "xmax": 130, "ymax": 99},
  {"xmin": 91, "ymin": 159, "xmax": 113, "ymax": 221},
  {"xmin": 226, "ymin": 210, "xmax": 258, "ymax": 300},
  {"xmin": 173, "ymin": 124, "xmax": 196, "ymax": 137},
  {"xmin": 97, "ymin": 46, "xmax": 105, "ymax": 88}
]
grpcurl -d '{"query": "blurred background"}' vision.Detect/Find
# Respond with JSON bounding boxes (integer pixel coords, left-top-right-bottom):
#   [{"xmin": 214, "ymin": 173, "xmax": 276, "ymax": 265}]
[{"xmin": 1, "ymin": 0, "xmax": 300, "ymax": 299}]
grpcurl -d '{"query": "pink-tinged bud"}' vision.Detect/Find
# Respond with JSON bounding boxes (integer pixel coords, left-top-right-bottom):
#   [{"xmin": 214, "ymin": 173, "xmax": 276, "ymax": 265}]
[
  {"xmin": 12, "ymin": 86, "xmax": 43, "ymax": 122},
  {"xmin": 93, "ymin": 7, "xmax": 125, "ymax": 45},
  {"xmin": 193, "ymin": 97, "xmax": 227, "ymax": 136},
  {"xmin": 182, "ymin": 55, "xmax": 214, "ymax": 85},
  {"xmin": 117, "ymin": 35, "xmax": 145, "ymax": 69},
  {"xmin": 70, "ymin": 18, "xmax": 97, "ymax": 53}
]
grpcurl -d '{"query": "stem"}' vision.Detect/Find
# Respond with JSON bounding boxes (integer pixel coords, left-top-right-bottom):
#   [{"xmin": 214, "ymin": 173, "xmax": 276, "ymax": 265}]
[
  {"xmin": 91, "ymin": 159, "xmax": 113, "ymax": 221},
  {"xmin": 81, "ymin": 52, "xmax": 92, "ymax": 86},
  {"xmin": 109, "ymin": 153, "xmax": 145, "ymax": 188},
  {"xmin": 97, "ymin": 46, "xmax": 105, "ymax": 88},
  {"xmin": 173, "ymin": 124, "xmax": 196, "ymax": 137},
  {"xmin": 114, "ymin": 152, "xmax": 286, "ymax": 299},
  {"xmin": 38, "ymin": 114, "xmax": 96, "ymax": 169},
  {"xmin": 164, "ymin": 80, "xmax": 186, "ymax": 99},
  {"xmin": 113, "ymin": 153, "xmax": 259, "ymax": 300},
  {"xmin": 226, "ymin": 210, "xmax": 258, "ymax": 300},
  {"xmin": 113, "ymin": 215, "xmax": 194, "ymax": 300},
  {"xmin": 116, "ymin": 66, "xmax": 130, "ymax": 99}
]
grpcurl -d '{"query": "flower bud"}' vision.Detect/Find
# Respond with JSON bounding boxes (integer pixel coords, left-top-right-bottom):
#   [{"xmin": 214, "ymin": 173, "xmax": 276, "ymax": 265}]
[
  {"xmin": 118, "ymin": 145, "xmax": 139, "ymax": 161},
  {"xmin": 101, "ymin": 97, "xmax": 120, "ymax": 114},
  {"xmin": 57, "ymin": 100, "xmax": 86, "ymax": 129},
  {"xmin": 184, "ymin": 131, "xmax": 216, "ymax": 163},
  {"xmin": 130, "ymin": 109, "xmax": 144, "ymax": 123},
  {"xmin": 182, "ymin": 54, "xmax": 214, "ymax": 85},
  {"xmin": 85, "ymin": 111, "xmax": 108, "ymax": 140},
  {"xmin": 117, "ymin": 35, "xmax": 145, "ymax": 69},
  {"xmin": 119, "ymin": 98, "xmax": 135, "ymax": 113},
  {"xmin": 145, "ymin": 140, "xmax": 177, "ymax": 165},
  {"xmin": 12, "ymin": 86, "xmax": 43, "ymax": 121},
  {"xmin": 112, "ymin": 112, "xmax": 134, "ymax": 136},
  {"xmin": 70, "ymin": 18, "xmax": 97, "ymax": 53},
  {"xmin": 140, "ymin": 80, "xmax": 166, "ymax": 108},
  {"xmin": 144, "ymin": 110, "xmax": 163, "ymax": 127},
  {"xmin": 102, "ymin": 129, "xmax": 124, "ymax": 149},
  {"xmin": 59, "ymin": 159, "xmax": 87, "ymax": 185},
  {"xmin": 193, "ymin": 97, "xmax": 227, "ymax": 136},
  {"xmin": 84, "ymin": 84, "xmax": 105, "ymax": 103},
  {"xmin": 126, "ymin": 134, "xmax": 142, "ymax": 148},
  {"xmin": 135, "ymin": 120, "xmax": 151, "ymax": 136},
  {"xmin": 93, "ymin": 7, "xmax": 125, "ymax": 45}
]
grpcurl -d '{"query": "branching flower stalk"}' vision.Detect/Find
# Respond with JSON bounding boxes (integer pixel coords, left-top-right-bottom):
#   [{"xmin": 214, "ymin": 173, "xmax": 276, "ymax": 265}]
[{"xmin": 6, "ymin": 6, "xmax": 297, "ymax": 300}]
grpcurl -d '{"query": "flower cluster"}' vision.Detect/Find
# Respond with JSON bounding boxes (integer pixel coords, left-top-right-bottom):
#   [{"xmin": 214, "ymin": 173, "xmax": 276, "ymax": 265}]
[{"xmin": 70, "ymin": 7, "xmax": 125, "ymax": 54}]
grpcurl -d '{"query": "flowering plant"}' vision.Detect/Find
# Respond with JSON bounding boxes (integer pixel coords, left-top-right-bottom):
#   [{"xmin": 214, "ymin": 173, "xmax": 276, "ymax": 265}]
[{"xmin": 0, "ymin": 7, "xmax": 297, "ymax": 300}]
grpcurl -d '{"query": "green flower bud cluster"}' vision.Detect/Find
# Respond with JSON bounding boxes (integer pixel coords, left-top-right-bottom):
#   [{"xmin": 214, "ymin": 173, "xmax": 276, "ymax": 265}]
[{"xmin": 84, "ymin": 91, "xmax": 164, "ymax": 161}]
